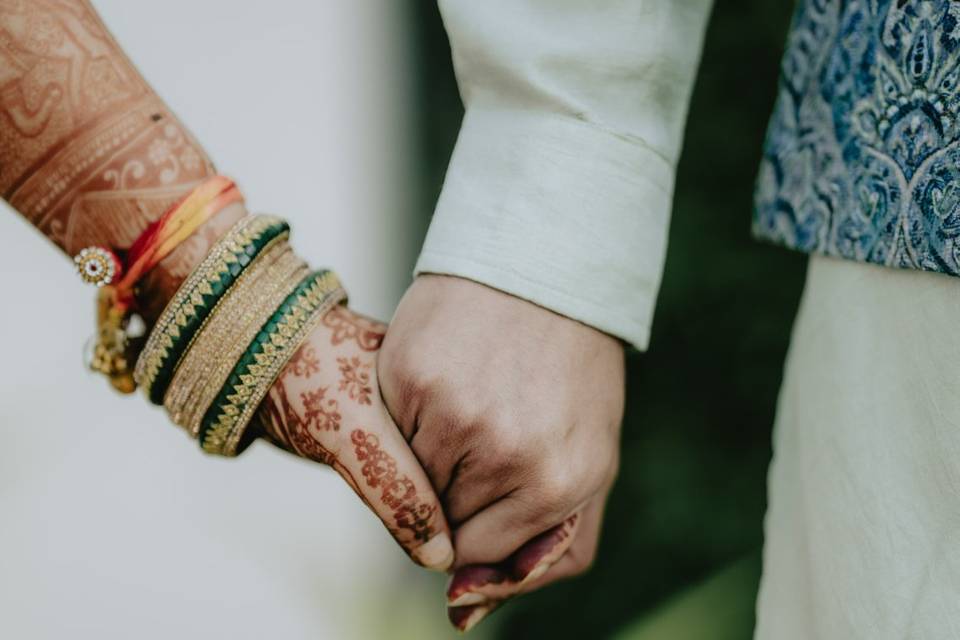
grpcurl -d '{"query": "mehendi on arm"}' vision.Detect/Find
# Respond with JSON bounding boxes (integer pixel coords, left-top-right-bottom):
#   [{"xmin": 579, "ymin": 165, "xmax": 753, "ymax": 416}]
[
  {"xmin": 0, "ymin": 0, "xmax": 214, "ymax": 253},
  {"xmin": 0, "ymin": 0, "xmax": 452, "ymax": 567},
  {"xmin": 0, "ymin": 0, "xmax": 242, "ymax": 315}
]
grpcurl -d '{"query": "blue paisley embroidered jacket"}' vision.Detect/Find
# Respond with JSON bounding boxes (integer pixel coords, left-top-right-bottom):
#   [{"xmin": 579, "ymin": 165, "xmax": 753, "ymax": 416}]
[{"xmin": 754, "ymin": 0, "xmax": 960, "ymax": 275}]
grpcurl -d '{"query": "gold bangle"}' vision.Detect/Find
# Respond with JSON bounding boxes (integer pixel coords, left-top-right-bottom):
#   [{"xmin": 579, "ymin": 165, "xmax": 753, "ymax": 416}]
[
  {"xmin": 171, "ymin": 252, "xmax": 309, "ymax": 437},
  {"xmin": 133, "ymin": 215, "xmax": 289, "ymax": 403},
  {"xmin": 199, "ymin": 271, "xmax": 347, "ymax": 457},
  {"xmin": 162, "ymin": 236, "xmax": 292, "ymax": 428},
  {"xmin": 222, "ymin": 280, "xmax": 346, "ymax": 456},
  {"xmin": 164, "ymin": 239, "xmax": 309, "ymax": 436}
]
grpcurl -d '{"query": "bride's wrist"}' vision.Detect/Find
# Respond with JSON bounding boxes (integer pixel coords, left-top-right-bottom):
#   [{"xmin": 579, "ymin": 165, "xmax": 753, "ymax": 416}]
[{"xmin": 136, "ymin": 202, "xmax": 250, "ymax": 323}]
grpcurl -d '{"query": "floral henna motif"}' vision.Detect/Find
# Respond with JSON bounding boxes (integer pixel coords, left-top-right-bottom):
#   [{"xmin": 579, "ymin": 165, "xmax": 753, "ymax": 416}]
[
  {"xmin": 301, "ymin": 387, "xmax": 341, "ymax": 432},
  {"xmin": 321, "ymin": 306, "xmax": 385, "ymax": 351},
  {"xmin": 351, "ymin": 429, "xmax": 436, "ymax": 543},
  {"xmin": 262, "ymin": 343, "xmax": 437, "ymax": 549},
  {"xmin": 258, "ymin": 344, "xmax": 337, "ymax": 457},
  {"xmin": 287, "ymin": 344, "xmax": 320, "ymax": 379},
  {"xmin": 259, "ymin": 381, "xmax": 336, "ymax": 465},
  {"xmin": 337, "ymin": 356, "xmax": 372, "ymax": 405},
  {"xmin": 396, "ymin": 502, "xmax": 438, "ymax": 544}
]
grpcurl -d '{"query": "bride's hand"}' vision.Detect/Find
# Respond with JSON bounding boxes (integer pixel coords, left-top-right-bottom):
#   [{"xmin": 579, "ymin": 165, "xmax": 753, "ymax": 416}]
[{"xmin": 256, "ymin": 305, "xmax": 455, "ymax": 571}]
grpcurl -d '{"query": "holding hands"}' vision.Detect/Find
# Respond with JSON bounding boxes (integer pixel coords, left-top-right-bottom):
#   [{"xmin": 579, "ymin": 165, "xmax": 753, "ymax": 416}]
[
  {"xmin": 381, "ymin": 275, "xmax": 625, "ymax": 631},
  {"xmin": 0, "ymin": 1, "xmax": 629, "ymax": 633},
  {"xmin": 255, "ymin": 305, "xmax": 456, "ymax": 572},
  {"xmin": 264, "ymin": 275, "xmax": 625, "ymax": 632},
  {"xmin": 246, "ymin": 275, "xmax": 624, "ymax": 631}
]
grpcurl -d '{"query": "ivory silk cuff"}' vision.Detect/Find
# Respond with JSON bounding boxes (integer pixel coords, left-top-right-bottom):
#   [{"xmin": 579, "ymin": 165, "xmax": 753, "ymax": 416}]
[{"xmin": 418, "ymin": 0, "xmax": 714, "ymax": 349}]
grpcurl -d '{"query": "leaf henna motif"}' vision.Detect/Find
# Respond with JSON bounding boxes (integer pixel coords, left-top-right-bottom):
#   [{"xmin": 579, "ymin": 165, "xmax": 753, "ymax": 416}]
[
  {"xmin": 287, "ymin": 344, "xmax": 320, "ymax": 379},
  {"xmin": 337, "ymin": 356, "xmax": 372, "ymax": 405},
  {"xmin": 351, "ymin": 429, "xmax": 436, "ymax": 543},
  {"xmin": 301, "ymin": 387, "xmax": 341, "ymax": 432},
  {"xmin": 321, "ymin": 306, "xmax": 385, "ymax": 351},
  {"xmin": 259, "ymin": 380, "xmax": 337, "ymax": 465}
]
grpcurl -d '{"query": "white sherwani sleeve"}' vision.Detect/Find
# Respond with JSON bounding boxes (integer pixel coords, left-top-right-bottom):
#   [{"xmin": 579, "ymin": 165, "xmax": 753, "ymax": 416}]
[{"xmin": 414, "ymin": 0, "xmax": 713, "ymax": 349}]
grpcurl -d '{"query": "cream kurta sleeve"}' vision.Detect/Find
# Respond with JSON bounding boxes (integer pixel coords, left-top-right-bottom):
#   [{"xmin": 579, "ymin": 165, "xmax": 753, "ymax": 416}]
[{"xmin": 414, "ymin": 0, "xmax": 713, "ymax": 349}]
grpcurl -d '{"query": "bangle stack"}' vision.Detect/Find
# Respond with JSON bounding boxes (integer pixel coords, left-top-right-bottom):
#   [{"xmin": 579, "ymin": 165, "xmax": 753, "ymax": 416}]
[
  {"xmin": 198, "ymin": 270, "xmax": 345, "ymax": 456},
  {"xmin": 138, "ymin": 217, "xmax": 345, "ymax": 457},
  {"xmin": 133, "ymin": 215, "xmax": 291, "ymax": 405},
  {"xmin": 76, "ymin": 177, "xmax": 348, "ymax": 459},
  {"xmin": 163, "ymin": 235, "xmax": 309, "ymax": 436}
]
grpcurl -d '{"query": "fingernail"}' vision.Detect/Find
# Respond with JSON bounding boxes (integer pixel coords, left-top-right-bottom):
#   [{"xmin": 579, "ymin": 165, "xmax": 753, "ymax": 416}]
[
  {"xmin": 448, "ymin": 591, "xmax": 488, "ymax": 607},
  {"xmin": 448, "ymin": 605, "xmax": 493, "ymax": 633},
  {"xmin": 412, "ymin": 533, "xmax": 454, "ymax": 571},
  {"xmin": 511, "ymin": 520, "xmax": 573, "ymax": 581},
  {"xmin": 461, "ymin": 606, "xmax": 492, "ymax": 634},
  {"xmin": 521, "ymin": 560, "xmax": 550, "ymax": 584},
  {"xmin": 447, "ymin": 566, "xmax": 506, "ymax": 603}
]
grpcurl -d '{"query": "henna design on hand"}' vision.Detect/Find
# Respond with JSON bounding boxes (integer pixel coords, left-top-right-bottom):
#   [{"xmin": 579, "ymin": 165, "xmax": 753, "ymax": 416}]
[
  {"xmin": 321, "ymin": 306, "xmax": 385, "ymax": 351},
  {"xmin": 264, "ymin": 345, "xmax": 341, "ymax": 438},
  {"xmin": 288, "ymin": 344, "xmax": 320, "ymax": 379},
  {"xmin": 337, "ymin": 356, "xmax": 372, "ymax": 405},
  {"xmin": 351, "ymin": 429, "xmax": 436, "ymax": 543},
  {"xmin": 256, "ymin": 343, "xmax": 336, "ymax": 463},
  {"xmin": 446, "ymin": 512, "xmax": 581, "ymax": 626},
  {"xmin": 259, "ymin": 377, "xmax": 337, "ymax": 466},
  {"xmin": 301, "ymin": 387, "xmax": 341, "ymax": 432},
  {"xmin": 258, "ymin": 324, "xmax": 446, "ymax": 557},
  {"xmin": 447, "ymin": 514, "xmax": 580, "ymax": 599}
]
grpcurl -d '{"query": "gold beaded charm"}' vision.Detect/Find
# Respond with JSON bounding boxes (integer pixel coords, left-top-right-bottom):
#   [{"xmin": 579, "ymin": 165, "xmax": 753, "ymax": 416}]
[{"xmin": 89, "ymin": 287, "xmax": 139, "ymax": 394}]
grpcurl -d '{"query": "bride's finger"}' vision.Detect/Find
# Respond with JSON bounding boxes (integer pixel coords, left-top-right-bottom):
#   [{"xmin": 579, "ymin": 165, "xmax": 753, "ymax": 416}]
[
  {"xmin": 448, "ymin": 602, "xmax": 500, "ymax": 635},
  {"xmin": 446, "ymin": 512, "xmax": 581, "ymax": 607},
  {"xmin": 258, "ymin": 306, "xmax": 454, "ymax": 571},
  {"xmin": 445, "ymin": 509, "xmax": 591, "ymax": 632}
]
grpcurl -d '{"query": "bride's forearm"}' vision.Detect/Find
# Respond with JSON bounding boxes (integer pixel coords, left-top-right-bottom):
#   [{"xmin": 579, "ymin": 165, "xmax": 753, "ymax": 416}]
[
  {"xmin": 0, "ymin": 0, "xmax": 244, "ymax": 312},
  {"xmin": 1, "ymin": 1, "xmax": 456, "ymax": 570},
  {"xmin": 1, "ymin": 3, "xmax": 312, "ymax": 443}
]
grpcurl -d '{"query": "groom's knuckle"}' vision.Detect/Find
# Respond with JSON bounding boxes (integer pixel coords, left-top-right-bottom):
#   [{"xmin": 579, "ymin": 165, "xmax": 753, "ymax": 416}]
[
  {"xmin": 467, "ymin": 428, "xmax": 511, "ymax": 469},
  {"xmin": 396, "ymin": 360, "xmax": 444, "ymax": 405},
  {"xmin": 481, "ymin": 416, "xmax": 531, "ymax": 462},
  {"xmin": 536, "ymin": 467, "xmax": 577, "ymax": 513},
  {"xmin": 444, "ymin": 388, "xmax": 482, "ymax": 425},
  {"xmin": 481, "ymin": 405, "xmax": 525, "ymax": 438}
]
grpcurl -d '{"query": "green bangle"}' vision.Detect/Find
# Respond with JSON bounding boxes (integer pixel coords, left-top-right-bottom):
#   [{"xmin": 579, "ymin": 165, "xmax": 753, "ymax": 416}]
[
  {"xmin": 134, "ymin": 215, "xmax": 290, "ymax": 405},
  {"xmin": 199, "ymin": 270, "xmax": 346, "ymax": 457}
]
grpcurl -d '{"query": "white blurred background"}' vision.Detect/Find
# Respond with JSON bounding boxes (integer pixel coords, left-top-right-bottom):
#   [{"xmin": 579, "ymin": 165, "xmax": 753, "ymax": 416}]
[{"xmin": 0, "ymin": 2, "xmax": 475, "ymax": 638}]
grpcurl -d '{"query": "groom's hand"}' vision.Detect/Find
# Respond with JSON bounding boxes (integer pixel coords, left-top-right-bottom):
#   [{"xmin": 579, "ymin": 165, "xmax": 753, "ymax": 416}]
[{"xmin": 379, "ymin": 275, "xmax": 625, "ymax": 631}]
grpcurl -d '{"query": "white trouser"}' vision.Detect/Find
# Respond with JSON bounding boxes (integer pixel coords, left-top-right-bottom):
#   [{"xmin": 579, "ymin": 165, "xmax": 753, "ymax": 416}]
[{"xmin": 755, "ymin": 255, "xmax": 960, "ymax": 639}]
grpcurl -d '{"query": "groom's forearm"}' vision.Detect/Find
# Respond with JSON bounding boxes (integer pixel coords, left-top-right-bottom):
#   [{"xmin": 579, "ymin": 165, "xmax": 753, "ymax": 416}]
[{"xmin": 0, "ymin": 0, "xmax": 242, "ymax": 314}]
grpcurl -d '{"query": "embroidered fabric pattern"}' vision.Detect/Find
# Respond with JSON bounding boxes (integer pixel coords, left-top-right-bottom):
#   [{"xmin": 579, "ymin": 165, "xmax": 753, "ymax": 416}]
[{"xmin": 754, "ymin": 0, "xmax": 960, "ymax": 274}]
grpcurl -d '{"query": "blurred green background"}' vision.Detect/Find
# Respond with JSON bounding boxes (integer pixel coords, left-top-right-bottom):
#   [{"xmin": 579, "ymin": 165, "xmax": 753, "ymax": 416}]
[{"xmin": 408, "ymin": 2, "xmax": 805, "ymax": 639}]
